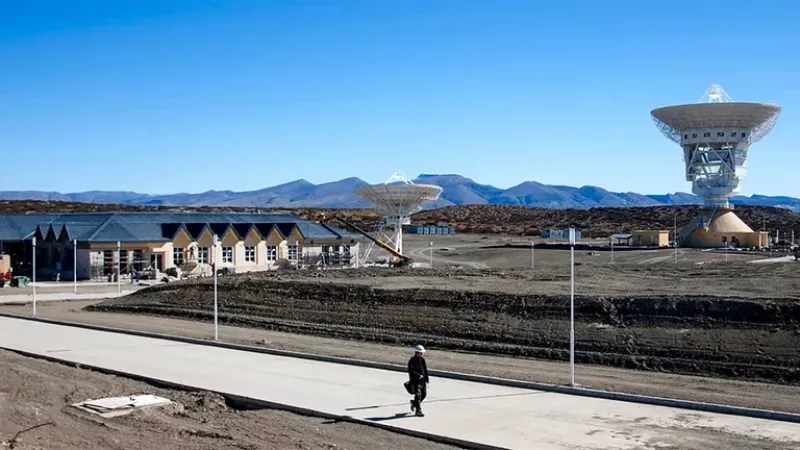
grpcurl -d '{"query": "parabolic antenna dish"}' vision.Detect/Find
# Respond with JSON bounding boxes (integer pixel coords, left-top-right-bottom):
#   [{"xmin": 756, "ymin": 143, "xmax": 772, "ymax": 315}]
[
  {"xmin": 650, "ymin": 84, "xmax": 783, "ymax": 240},
  {"xmin": 355, "ymin": 171, "xmax": 443, "ymax": 259},
  {"xmin": 651, "ymin": 102, "xmax": 782, "ymax": 144},
  {"xmin": 356, "ymin": 171, "xmax": 443, "ymax": 217}
]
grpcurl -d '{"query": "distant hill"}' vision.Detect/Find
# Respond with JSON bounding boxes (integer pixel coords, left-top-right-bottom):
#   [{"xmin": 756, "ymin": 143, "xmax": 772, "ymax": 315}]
[{"xmin": 3, "ymin": 173, "xmax": 800, "ymax": 212}]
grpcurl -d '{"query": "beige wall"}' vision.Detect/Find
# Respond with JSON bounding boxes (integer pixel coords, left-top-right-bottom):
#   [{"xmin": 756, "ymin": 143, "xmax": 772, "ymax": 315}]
[
  {"xmin": 77, "ymin": 225, "xmax": 360, "ymax": 276},
  {"xmin": 686, "ymin": 230, "xmax": 768, "ymax": 248},
  {"xmin": 631, "ymin": 231, "xmax": 670, "ymax": 247}
]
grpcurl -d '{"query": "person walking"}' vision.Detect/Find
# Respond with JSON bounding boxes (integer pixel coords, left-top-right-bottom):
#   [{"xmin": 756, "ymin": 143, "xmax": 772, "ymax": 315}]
[{"xmin": 407, "ymin": 344, "xmax": 429, "ymax": 417}]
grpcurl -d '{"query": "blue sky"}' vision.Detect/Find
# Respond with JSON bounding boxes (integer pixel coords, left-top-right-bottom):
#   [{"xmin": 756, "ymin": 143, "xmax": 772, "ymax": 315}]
[{"xmin": 1, "ymin": 0, "xmax": 798, "ymax": 196}]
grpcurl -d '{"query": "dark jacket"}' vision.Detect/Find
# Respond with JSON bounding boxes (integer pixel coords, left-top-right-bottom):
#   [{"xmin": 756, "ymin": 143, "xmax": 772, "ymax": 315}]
[{"xmin": 407, "ymin": 355, "xmax": 429, "ymax": 384}]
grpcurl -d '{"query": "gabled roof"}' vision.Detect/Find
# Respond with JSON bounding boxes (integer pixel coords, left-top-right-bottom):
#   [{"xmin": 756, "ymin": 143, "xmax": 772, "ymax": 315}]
[
  {"xmin": 320, "ymin": 223, "xmax": 361, "ymax": 240},
  {"xmin": 0, "ymin": 212, "xmax": 352, "ymax": 243},
  {"xmin": 44, "ymin": 225, "xmax": 59, "ymax": 242},
  {"xmin": 254, "ymin": 223, "xmax": 282, "ymax": 239},
  {"xmin": 0, "ymin": 214, "xmax": 58, "ymax": 241},
  {"xmin": 208, "ymin": 223, "xmax": 232, "ymax": 239},
  {"xmin": 61, "ymin": 224, "xmax": 104, "ymax": 241},
  {"xmin": 275, "ymin": 223, "xmax": 300, "ymax": 239},
  {"xmin": 232, "ymin": 223, "xmax": 256, "ymax": 239},
  {"xmin": 184, "ymin": 223, "xmax": 210, "ymax": 240}
]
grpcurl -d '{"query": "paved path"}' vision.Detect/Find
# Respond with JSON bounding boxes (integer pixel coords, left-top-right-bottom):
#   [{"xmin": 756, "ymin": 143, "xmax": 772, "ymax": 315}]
[
  {"xmin": 0, "ymin": 317, "xmax": 798, "ymax": 450},
  {"xmin": 0, "ymin": 291, "xmax": 137, "ymax": 304}
]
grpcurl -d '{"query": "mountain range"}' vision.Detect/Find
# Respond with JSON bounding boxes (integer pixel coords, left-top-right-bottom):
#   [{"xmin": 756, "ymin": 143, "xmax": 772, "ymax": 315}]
[{"xmin": 3, "ymin": 174, "xmax": 800, "ymax": 212}]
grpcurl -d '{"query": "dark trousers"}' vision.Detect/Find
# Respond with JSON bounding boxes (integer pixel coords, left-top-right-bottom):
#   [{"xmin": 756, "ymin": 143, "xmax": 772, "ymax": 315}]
[{"xmin": 412, "ymin": 382, "xmax": 427, "ymax": 408}]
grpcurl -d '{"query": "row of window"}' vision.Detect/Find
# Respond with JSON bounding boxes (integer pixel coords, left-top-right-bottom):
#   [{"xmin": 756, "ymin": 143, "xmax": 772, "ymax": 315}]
[
  {"xmin": 684, "ymin": 132, "xmax": 747, "ymax": 139},
  {"xmin": 173, "ymin": 245, "xmax": 288, "ymax": 266}
]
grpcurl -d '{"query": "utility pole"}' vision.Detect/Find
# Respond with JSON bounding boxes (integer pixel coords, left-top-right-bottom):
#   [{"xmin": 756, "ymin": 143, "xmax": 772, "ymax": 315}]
[
  {"xmin": 568, "ymin": 228, "xmax": 576, "ymax": 387},
  {"xmin": 673, "ymin": 212, "xmax": 678, "ymax": 264},
  {"xmin": 32, "ymin": 236, "xmax": 37, "ymax": 316},
  {"xmin": 429, "ymin": 242, "xmax": 433, "ymax": 268},
  {"xmin": 530, "ymin": 240, "xmax": 535, "ymax": 269},
  {"xmin": 213, "ymin": 234, "xmax": 219, "ymax": 341},
  {"xmin": 73, "ymin": 239, "xmax": 77, "ymax": 294},
  {"xmin": 610, "ymin": 237, "xmax": 614, "ymax": 264},
  {"xmin": 117, "ymin": 241, "xmax": 122, "ymax": 297}
]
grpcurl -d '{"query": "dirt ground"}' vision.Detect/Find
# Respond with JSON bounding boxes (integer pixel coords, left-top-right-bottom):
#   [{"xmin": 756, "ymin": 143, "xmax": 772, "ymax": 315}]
[
  {"xmin": 80, "ymin": 252, "xmax": 800, "ymax": 384},
  {"xmin": 2, "ymin": 300, "xmax": 799, "ymax": 417},
  {"xmin": 0, "ymin": 349, "xmax": 457, "ymax": 450}
]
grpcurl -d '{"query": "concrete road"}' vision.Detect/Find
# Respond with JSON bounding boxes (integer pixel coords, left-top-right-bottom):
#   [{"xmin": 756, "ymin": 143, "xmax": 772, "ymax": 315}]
[
  {"xmin": 0, "ymin": 317, "xmax": 798, "ymax": 450},
  {"xmin": 0, "ymin": 289, "xmax": 140, "ymax": 304}
]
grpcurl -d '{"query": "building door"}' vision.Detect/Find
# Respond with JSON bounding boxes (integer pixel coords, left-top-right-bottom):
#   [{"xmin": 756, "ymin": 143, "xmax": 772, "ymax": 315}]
[{"xmin": 150, "ymin": 253, "xmax": 163, "ymax": 271}]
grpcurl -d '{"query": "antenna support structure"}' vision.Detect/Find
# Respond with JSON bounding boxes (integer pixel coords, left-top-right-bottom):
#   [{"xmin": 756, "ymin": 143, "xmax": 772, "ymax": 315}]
[
  {"xmin": 355, "ymin": 171, "xmax": 443, "ymax": 263},
  {"xmin": 651, "ymin": 84, "xmax": 781, "ymax": 209},
  {"xmin": 650, "ymin": 85, "xmax": 781, "ymax": 248}
]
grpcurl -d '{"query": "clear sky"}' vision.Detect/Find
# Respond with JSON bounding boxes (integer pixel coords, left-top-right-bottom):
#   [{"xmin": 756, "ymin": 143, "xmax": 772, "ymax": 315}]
[{"xmin": 1, "ymin": 0, "xmax": 798, "ymax": 196}]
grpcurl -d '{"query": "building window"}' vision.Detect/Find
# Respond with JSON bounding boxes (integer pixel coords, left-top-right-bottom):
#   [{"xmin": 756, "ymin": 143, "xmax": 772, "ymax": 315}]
[
  {"xmin": 132, "ymin": 249, "xmax": 143, "ymax": 271},
  {"xmin": 173, "ymin": 248, "xmax": 184, "ymax": 266},
  {"xmin": 717, "ymin": 131, "xmax": 725, "ymax": 137},
  {"xmin": 342, "ymin": 245, "xmax": 352, "ymax": 263},
  {"xmin": 692, "ymin": 133, "xmax": 698, "ymax": 138},
  {"xmin": 703, "ymin": 132, "xmax": 711, "ymax": 137},
  {"xmin": 197, "ymin": 247, "xmax": 209, "ymax": 264},
  {"xmin": 267, "ymin": 246, "xmax": 277, "ymax": 261},
  {"xmin": 245, "ymin": 246, "xmax": 255, "ymax": 263},
  {"xmin": 731, "ymin": 132, "xmax": 737, "ymax": 137},
  {"xmin": 222, "ymin": 247, "xmax": 233, "ymax": 264},
  {"xmin": 683, "ymin": 134, "xmax": 688, "ymax": 139},
  {"xmin": 288, "ymin": 244, "xmax": 298, "ymax": 261},
  {"xmin": 741, "ymin": 132, "xmax": 746, "ymax": 138}
]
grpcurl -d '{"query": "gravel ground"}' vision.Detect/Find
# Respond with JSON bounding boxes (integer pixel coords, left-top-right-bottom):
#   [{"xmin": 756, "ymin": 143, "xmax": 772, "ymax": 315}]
[
  {"xmin": 0, "ymin": 349, "xmax": 457, "ymax": 450},
  {"xmin": 1, "ymin": 300, "xmax": 798, "ymax": 416},
  {"xmin": 82, "ymin": 263, "xmax": 800, "ymax": 384}
]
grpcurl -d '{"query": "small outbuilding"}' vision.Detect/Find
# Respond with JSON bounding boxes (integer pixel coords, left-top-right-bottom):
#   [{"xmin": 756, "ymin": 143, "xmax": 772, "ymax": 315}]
[
  {"xmin": 609, "ymin": 233, "xmax": 632, "ymax": 246},
  {"xmin": 631, "ymin": 230, "xmax": 671, "ymax": 247}
]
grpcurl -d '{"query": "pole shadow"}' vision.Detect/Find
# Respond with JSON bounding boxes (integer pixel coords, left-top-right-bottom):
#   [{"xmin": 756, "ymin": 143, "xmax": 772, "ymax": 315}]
[{"xmin": 345, "ymin": 391, "xmax": 543, "ymax": 412}]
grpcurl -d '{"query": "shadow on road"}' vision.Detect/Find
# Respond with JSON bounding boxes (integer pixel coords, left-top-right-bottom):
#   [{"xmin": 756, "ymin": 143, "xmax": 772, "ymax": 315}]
[
  {"xmin": 363, "ymin": 412, "xmax": 413, "ymax": 422},
  {"xmin": 345, "ymin": 391, "xmax": 542, "ymax": 412}
]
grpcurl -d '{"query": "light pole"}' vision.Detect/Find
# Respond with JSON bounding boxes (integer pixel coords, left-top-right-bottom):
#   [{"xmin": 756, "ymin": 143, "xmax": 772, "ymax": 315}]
[
  {"xmin": 429, "ymin": 242, "xmax": 433, "ymax": 268},
  {"xmin": 73, "ymin": 239, "xmax": 77, "ymax": 294},
  {"xmin": 673, "ymin": 212, "xmax": 678, "ymax": 264},
  {"xmin": 610, "ymin": 236, "xmax": 614, "ymax": 265},
  {"xmin": 32, "ymin": 236, "xmax": 37, "ymax": 316},
  {"xmin": 213, "ymin": 234, "xmax": 219, "ymax": 341},
  {"xmin": 530, "ymin": 240, "xmax": 535, "ymax": 269},
  {"xmin": 568, "ymin": 228, "xmax": 576, "ymax": 387},
  {"xmin": 117, "ymin": 241, "xmax": 121, "ymax": 297}
]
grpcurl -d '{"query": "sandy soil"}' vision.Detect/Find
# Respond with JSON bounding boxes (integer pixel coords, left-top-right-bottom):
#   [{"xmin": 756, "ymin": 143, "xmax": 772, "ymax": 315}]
[
  {"xmin": 80, "ymin": 260, "xmax": 800, "ymax": 384},
  {"xmin": 2, "ymin": 300, "xmax": 798, "ymax": 417},
  {"xmin": 0, "ymin": 348, "xmax": 456, "ymax": 450}
]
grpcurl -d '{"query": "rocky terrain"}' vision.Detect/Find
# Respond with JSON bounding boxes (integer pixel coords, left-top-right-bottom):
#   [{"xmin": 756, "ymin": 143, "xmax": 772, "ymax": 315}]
[{"xmin": 2, "ymin": 200, "xmax": 800, "ymax": 238}]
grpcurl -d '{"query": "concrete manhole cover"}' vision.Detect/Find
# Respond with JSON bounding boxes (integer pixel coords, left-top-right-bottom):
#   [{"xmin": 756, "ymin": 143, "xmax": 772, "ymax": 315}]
[{"xmin": 71, "ymin": 395, "xmax": 174, "ymax": 418}]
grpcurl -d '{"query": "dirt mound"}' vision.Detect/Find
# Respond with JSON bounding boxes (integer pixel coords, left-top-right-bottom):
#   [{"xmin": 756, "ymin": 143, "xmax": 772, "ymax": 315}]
[{"xmin": 89, "ymin": 274, "xmax": 800, "ymax": 385}]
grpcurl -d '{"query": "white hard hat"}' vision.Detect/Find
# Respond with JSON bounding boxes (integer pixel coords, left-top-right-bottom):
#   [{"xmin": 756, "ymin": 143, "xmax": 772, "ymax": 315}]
[{"xmin": 413, "ymin": 345, "xmax": 426, "ymax": 353}]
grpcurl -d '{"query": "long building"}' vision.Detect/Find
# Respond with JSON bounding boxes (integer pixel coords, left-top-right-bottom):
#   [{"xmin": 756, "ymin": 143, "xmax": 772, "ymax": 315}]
[{"xmin": 0, "ymin": 212, "xmax": 361, "ymax": 280}]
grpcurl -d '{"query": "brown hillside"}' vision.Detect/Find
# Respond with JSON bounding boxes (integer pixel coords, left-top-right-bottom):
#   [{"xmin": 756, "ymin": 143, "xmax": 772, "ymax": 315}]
[{"xmin": 1, "ymin": 200, "xmax": 798, "ymax": 237}]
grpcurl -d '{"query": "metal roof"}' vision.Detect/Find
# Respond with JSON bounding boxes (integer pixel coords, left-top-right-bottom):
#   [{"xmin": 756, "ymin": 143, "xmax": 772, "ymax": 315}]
[{"xmin": 0, "ymin": 212, "xmax": 356, "ymax": 243}]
